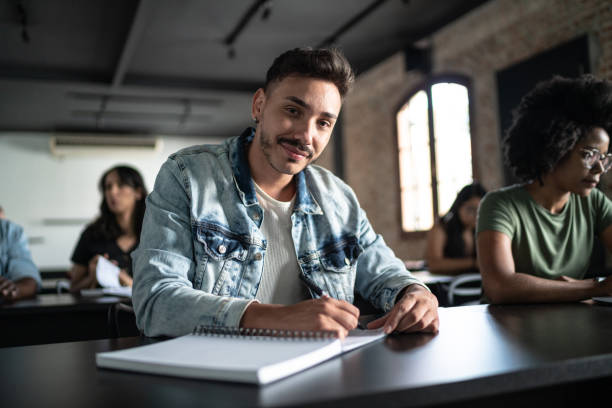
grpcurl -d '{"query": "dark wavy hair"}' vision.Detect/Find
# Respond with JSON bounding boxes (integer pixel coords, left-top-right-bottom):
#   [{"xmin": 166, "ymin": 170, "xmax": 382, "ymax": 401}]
[
  {"xmin": 441, "ymin": 182, "xmax": 487, "ymax": 258},
  {"xmin": 504, "ymin": 74, "xmax": 612, "ymax": 183},
  {"xmin": 89, "ymin": 165, "xmax": 147, "ymax": 241},
  {"xmin": 265, "ymin": 47, "xmax": 355, "ymax": 98}
]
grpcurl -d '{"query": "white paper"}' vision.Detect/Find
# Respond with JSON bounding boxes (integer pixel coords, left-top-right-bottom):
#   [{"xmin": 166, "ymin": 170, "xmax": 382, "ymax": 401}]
[
  {"xmin": 96, "ymin": 328, "xmax": 385, "ymax": 384},
  {"xmin": 341, "ymin": 328, "xmax": 386, "ymax": 353},
  {"xmin": 96, "ymin": 256, "xmax": 121, "ymax": 288},
  {"xmin": 102, "ymin": 286, "xmax": 132, "ymax": 297},
  {"xmin": 81, "ymin": 287, "xmax": 132, "ymax": 298}
]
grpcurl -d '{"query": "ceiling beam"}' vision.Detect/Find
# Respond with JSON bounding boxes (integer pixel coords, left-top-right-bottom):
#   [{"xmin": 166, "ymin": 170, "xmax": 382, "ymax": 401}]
[
  {"xmin": 111, "ymin": 0, "xmax": 151, "ymax": 89},
  {"xmin": 317, "ymin": 0, "xmax": 389, "ymax": 48},
  {"xmin": 223, "ymin": 0, "xmax": 268, "ymax": 50},
  {"xmin": 124, "ymin": 73, "xmax": 261, "ymax": 93}
]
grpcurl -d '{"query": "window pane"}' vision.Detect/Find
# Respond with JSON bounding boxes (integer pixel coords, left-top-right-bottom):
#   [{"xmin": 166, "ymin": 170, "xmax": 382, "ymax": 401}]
[
  {"xmin": 431, "ymin": 83, "xmax": 473, "ymax": 216},
  {"xmin": 397, "ymin": 90, "xmax": 433, "ymax": 231}
]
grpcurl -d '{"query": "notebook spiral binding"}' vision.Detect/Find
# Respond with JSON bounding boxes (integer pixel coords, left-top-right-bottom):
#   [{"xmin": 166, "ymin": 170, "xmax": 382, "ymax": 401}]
[{"xmin": 192, "ymin": 325, "xmax": 337, "ymax": 340}]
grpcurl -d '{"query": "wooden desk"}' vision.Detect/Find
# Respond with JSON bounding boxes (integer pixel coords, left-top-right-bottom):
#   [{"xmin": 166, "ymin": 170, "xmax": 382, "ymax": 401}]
[
  {"xmin": 2, "ymin": 303, "xmax": 612, "ymax": 407},
  {"xmin": 0, "ymin": 293, "xmax": 137, "ymax": 347}
]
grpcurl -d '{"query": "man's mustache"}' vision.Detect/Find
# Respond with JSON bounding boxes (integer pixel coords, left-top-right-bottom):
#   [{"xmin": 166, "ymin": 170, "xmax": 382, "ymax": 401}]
[{"xmin": 277, "ymin": 138, "xmax": 314, "ymax": 158}]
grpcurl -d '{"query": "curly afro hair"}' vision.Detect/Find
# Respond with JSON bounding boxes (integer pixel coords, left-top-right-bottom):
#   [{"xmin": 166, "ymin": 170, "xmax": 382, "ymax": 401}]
[{"xmin": 504, "ymin": 74, "xmax": 612, "ymax": 183}]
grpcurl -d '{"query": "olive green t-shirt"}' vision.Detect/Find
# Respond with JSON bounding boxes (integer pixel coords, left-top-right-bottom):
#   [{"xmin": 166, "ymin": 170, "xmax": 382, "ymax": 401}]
[{"xmin": 477, "ymin": 185, "xmax": 612, "ymax": 279}]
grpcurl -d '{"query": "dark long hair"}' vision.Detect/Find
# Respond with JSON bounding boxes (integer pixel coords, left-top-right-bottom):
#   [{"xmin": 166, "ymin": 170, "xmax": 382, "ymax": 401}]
[
  {"xmin": 89, "ymin": 165, "xmax": 147, "ymax": 241},
  {"xmin": 441, "ymin": 182, "xmax": 487, "ymax": 258}
]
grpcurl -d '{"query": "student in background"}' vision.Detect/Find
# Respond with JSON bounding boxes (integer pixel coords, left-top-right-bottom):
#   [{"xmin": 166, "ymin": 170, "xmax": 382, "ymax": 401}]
[
  {"xmin": 0, "ymin": 215, "xmax": 41, "ymax": 302},
  {"xmin": 425, "ymin": 183, "xmax": 486, "ymax": 275},
  {"xmin": 477, "ymin": 75, "xmax": 612, "ymax": 303},
  {"xmin": 68, "ymin": 166, "xmax": 147, "ymax": 291}
]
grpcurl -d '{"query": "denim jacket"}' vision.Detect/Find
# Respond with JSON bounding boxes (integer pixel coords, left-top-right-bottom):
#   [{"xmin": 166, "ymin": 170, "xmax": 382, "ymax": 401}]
[
  {"xmin": 132, "ymin": 128, "xmax": 424, "ymax": 337},
  {"xmin": 0, "ymin": 219, "xmax": 41, "ymax": 288}
]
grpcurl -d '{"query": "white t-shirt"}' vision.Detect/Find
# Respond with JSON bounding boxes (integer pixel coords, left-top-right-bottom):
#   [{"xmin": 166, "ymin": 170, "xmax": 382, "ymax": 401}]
[{"xmin": 253, "ymin": 182, "xmax": 308, "ymax": 305}]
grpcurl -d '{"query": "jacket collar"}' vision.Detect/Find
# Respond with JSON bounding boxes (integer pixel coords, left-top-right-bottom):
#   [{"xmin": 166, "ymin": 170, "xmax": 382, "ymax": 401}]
[{"xmin": 230, "ymin": 127, "xmax": 322, "ymax": 215}]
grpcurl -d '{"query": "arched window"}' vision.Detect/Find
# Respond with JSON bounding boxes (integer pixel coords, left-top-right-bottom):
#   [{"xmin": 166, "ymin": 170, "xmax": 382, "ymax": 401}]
[{"xmin": 397, "ymin": 77, "xmax": 474, "ymax": 232}]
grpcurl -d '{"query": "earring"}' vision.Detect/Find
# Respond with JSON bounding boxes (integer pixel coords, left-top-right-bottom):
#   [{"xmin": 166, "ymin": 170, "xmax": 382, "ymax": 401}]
[{"xmin": 253, "ymin": 117, "xmax": 259, "ymax": 124}]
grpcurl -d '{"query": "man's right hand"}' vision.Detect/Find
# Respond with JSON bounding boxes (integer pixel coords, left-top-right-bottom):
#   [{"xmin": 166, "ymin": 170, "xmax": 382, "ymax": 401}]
[{"xmin": 240, "ymin": 296, "xmax": 360, "ymax": 338}]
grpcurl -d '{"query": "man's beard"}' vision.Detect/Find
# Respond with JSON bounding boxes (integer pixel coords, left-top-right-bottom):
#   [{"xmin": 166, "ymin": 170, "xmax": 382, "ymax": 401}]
[{"xmin": 259, "ymin": 128, "xmax": 314, "ymax": 175}]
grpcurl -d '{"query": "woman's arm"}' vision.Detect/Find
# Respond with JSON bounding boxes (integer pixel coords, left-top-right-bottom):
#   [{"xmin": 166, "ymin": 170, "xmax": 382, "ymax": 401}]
[
  {"xmin": 478, "ymin": 230, "xmax": 612, "ymax": 303},
  {"xmin": 424, "ymin": 225, "xmax": 477, "ymax": 275},
  {"xmin": 118, "ymin": 269, "xmax": 133, "ymax": 287},
  {"xmin": 67, "ymin": 255, "xmax": 100, "ymax": 292}
]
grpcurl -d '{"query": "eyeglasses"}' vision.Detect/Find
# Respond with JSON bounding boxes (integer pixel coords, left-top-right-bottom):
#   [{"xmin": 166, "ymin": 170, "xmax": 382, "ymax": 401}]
[{"xmin": 579, "ymin": 149, "xmax": 612, "ymax": 173}]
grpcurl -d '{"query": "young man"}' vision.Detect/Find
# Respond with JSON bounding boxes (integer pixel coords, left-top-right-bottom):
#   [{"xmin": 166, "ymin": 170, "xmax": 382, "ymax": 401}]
[
  {"xmin": 0, "ymin": 217, "xmax": 41, "ymax": 302},
  {"xmin": 132, "ymin": 48, "xmax": 439, "ymax": 338}
]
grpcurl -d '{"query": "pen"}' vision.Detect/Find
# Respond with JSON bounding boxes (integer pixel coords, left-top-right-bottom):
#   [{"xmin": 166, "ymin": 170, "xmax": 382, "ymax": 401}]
[{"xmin": 299, "ymin": 274, "xmax": 325, "ymax": 297}]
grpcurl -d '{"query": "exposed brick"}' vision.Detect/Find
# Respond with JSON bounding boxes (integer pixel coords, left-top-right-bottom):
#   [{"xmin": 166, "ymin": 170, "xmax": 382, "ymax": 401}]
[{"xmin": 342, "ymin": 0, "xmax": 612, "ymax": 259}]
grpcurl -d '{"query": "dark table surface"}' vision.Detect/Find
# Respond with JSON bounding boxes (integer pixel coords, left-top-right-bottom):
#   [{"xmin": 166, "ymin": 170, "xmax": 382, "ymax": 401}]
[
  {"xmin": 0, "ymin": 293, "xmax": 123, "ymax": 314},
  {"xmin": 0, "ymin": 293, "xmax": 137, "ymax": 347},
  {"xmin": 2, "ymin": 303, "xmax": 612, "ymax": 407}
]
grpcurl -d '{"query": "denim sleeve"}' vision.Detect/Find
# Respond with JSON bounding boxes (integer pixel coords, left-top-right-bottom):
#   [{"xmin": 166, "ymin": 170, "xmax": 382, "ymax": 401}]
[
  {"xmin": 353, "ymin": 208, "xmax": 427, "ymax": 313},
  {"xmin": 5, "ymin": 224, "xmax": 41, "ymax": 289},
  {"xmin": 132, "ymin": 158, "xmax": 255, "ymax": 337}
]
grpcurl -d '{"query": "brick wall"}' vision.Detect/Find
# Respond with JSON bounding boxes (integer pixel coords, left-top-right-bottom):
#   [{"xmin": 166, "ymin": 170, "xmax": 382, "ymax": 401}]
[{"xmin": 342, "ymin": 0, "xmax": 612, "ymax": 259}]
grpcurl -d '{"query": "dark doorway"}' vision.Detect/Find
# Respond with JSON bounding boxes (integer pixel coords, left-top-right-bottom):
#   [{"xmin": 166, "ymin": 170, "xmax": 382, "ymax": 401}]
[{"xmin": 496, "ymin": 35, "xmax": 592, "ymax": 185}]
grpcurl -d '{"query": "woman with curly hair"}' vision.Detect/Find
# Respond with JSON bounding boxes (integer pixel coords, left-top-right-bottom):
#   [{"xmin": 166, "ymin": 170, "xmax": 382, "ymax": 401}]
[
  {"xmin": 68, "ymin": 165, "xmax": 147, "ymax": 291},
  {"xmin": 477, "ymin": 74, "xmax": 612, "ymax": 303},
  {"xmin": 425, "ymin": 182, "xmax": 487, "ymax": 275}
]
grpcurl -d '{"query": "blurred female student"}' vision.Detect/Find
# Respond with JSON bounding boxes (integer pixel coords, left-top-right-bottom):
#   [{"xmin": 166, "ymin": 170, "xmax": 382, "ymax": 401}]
[
  {"xmin": 425, "ymin": 183, "xmax": 486, "ymax": 275},
  {"xmin": 477, "ymin": 75, "xmax": 612, "ymax": 303},
  {"xmin": 68, "ymin": 165, "xmax": 147, "ymax": 291}
]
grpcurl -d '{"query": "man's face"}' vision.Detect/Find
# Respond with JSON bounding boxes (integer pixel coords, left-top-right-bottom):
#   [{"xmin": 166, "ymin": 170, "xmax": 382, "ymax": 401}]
[{"xmin": 250, "ymin": 75, "xmax": 342, "ymax": 177}]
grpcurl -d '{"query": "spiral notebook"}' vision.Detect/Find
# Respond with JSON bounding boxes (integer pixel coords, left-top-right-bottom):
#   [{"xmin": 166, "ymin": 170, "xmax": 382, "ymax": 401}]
[{"xmin": 96, "ymin": 326, "xmax": 386, "ymax": 385}]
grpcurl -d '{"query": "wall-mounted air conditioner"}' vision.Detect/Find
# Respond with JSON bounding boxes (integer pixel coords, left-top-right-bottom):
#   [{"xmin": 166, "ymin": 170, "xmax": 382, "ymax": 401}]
[{"xmin": 49, "ymin": 134, "xmax": 163, "ymax": 157}]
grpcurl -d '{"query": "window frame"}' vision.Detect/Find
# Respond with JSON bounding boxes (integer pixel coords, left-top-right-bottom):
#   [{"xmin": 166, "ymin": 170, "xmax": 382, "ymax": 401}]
[{"xmin": 395, "ymin": 74, "xmax": 477, "ymax": 237}]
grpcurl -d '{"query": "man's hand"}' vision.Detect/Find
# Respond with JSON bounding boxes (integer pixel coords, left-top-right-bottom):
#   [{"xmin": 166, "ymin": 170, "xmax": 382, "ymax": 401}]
[
  {"xmin": 0, "ymin": 276, "xmax": 18, "ymax": 300},
  {"xmin": 367, "ymin": 284, "xmax": 439, "ymax": 334},
  {"xmin": 0, "ymin": 276, "xmax": 36, "ymax": 302},
  {"xmin": 241, "ymin": 296, "xmax": 360, "ymax": 338}
]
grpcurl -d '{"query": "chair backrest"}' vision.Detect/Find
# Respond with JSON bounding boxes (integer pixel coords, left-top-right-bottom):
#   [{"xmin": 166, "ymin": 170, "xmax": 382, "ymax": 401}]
[
  {"xmin": 55, "ymin": 279, "xmax": 71, "ymax": 294},
  {"xmin": 447, "ymin": 273, "xmax": 482, "ymax": 306},
  {"xmin": 109, "ymin": 302, "xmax": 140, "ymax": 338}
]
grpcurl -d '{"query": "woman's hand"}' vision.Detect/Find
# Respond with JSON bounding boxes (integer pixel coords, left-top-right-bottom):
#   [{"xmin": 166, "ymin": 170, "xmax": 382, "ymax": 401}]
[
  {"xmin": 87, "ymin": 254, "xmax": 102, "ymax": 287},
  {"xmin": 118, "ymin": 269, "xmax": 133, "ymax": 287}
]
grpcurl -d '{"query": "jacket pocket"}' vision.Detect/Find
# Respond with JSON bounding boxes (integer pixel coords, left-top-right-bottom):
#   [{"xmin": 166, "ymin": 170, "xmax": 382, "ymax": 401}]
[
  {"xmin": 193, "ymin": 221, "xmax": 250, "ymax": 295},
  {"xmin": 319, "ymin": 235, "xmax": 363, "ymax": 273},
  {"xmin": 301, "ymin": 235, "xmax": 362, "ymax": 301}
]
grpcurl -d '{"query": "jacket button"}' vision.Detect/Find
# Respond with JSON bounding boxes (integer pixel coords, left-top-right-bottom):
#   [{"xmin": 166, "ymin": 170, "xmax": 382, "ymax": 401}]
[
  {"xmin": 218, "ymin": 245, "xmax": 227, "ymax": 254},
  {"xmin": 254, "ymin": 253, "xmax": 262, "ymax": 261}
]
